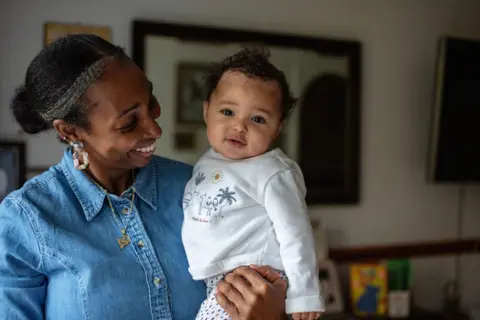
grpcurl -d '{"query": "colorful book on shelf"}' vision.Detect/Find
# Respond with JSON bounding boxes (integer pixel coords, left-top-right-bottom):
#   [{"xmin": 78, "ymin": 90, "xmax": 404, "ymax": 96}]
[{"xmin": 350, "ymin": 263, "xmax": 388, "ymax": 316}]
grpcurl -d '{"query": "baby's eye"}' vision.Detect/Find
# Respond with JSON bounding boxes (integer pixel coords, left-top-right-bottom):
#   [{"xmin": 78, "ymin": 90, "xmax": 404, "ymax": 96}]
[
  {"xmin": 251, "ymin": 116, "xmax": 266, "ymax": 124},
  {"xmin": 221, "ymin": 109, "xmax": 234, "ymax": 116}
]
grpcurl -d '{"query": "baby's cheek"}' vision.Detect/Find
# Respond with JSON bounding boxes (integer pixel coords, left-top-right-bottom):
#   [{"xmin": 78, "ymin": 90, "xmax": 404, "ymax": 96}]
[{"xmin": 251, "ymin": 137, "xmax": 273, "ymax": 155}]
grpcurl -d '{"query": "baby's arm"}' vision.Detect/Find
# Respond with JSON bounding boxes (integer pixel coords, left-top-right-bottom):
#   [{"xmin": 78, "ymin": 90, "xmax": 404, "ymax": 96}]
[{"xmin": 263, "ymin": 168, "xmax": 325, "ymax": 315}]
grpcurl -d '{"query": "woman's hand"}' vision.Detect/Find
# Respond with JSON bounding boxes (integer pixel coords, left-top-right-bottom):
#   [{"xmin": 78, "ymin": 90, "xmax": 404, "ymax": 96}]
[{"xmin": 216, "ymin": 265, "xmax": 288, "ymax": 320}]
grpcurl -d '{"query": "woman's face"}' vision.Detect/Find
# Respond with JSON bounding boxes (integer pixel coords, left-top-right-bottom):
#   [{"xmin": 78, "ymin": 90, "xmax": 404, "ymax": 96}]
[{"xmin": 76, "ymin": 59, "xmax": 162, "ymax": 170}]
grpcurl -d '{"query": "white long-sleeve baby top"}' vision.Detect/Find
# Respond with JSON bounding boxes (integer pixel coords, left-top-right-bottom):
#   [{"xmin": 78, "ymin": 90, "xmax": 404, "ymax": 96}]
[{"xmin": 181, "ymin": 148, "xmax": 324, "ymax": 313}]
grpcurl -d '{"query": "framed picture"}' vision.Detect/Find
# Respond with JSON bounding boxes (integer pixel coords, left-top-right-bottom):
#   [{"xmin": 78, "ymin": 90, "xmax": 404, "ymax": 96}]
[
  {"xmin": 44, "ymin": 22, "xmax": 112, "ymax": 46},
  {"xmin": 176, "ymin": 63, "xmax": 210, "ymax": 124},
  {"xmin": 174, "ymin": 131, "xmax": 196, "ymax": 150},
  {"xmin": 0, "ymin": 141, "xmax": 26, "ymax": 202},
  {"xmin": 133, "ymin": 20, "xmax": 361, "ymax": 205},
  {"xmin": 299, "ymin": 73, "xmax": 360, "ymax": 204}
]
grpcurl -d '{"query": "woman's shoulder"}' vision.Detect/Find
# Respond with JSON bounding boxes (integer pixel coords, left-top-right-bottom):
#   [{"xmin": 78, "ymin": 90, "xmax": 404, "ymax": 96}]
[
  {"xmin": 149, "ymin": 155, "xmax": 193, "ymax": 182},
  {"xmin": 1, "ymin": 165, "xmax": 72, "ymax": 218}
]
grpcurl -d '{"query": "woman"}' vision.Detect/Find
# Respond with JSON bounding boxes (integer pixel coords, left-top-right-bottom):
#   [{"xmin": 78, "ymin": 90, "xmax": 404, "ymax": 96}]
[{"xmin": 0, "ymin": 34, "xmax": 287, "ymax": 319}]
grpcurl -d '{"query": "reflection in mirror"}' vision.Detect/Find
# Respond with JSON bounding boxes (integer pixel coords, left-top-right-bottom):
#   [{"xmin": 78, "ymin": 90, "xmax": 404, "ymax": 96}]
[{"xmin": 133, "ymin": 20, "xmax": 361, "ymax": 204}]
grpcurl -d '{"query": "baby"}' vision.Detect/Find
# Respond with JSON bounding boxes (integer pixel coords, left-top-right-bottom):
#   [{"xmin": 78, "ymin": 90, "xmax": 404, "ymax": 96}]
[{"xmin": 182, "ymin": 48, "xmax": 324, "ymax": 320}]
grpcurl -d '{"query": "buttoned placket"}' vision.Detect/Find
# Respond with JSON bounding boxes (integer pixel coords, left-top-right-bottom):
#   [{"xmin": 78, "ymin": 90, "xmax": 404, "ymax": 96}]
[{"xmin": 116, "ymin": 194, "xmax": 173, "ymax": 320}]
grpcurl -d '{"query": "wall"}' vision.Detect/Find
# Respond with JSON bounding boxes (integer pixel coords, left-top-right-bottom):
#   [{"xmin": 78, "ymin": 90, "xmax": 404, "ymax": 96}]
[{"xmin": 1, "ymin": 0, "xmax": 480, "ymax": 311}]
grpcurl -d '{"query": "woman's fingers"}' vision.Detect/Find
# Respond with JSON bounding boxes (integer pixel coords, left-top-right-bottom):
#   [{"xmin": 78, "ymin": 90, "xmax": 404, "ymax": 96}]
[
  {"xmin": 216, "ymin": 279, "xmax": 244, "ymax": 306},
  {"xmin": 216, "ymin": 279, "xmax": 244, "ymax": 318},
  {"xmin": 249, "ymin": 265, "xmax": 282, "ymax": 283},
  {"xmin": 224, "ymin": 271, "xmax": 253, "ymax": 299},
  {"xmin": 313, "ymin": 312, "xmax": 322, "ymax": 320},
  {"xmin": 216, "ymin": 289, "xmax": 240, "ymax": 319},
  {"xmin": 231, "ymin": 266, "xmax": 271, "ymax": 293},
  {"xmin": 249, "ymin": 265, "xmax": 288, "ymax": 292},
  {"xmin": 218, "ymin": 266, "xmax": 289, "ymax": 319}
]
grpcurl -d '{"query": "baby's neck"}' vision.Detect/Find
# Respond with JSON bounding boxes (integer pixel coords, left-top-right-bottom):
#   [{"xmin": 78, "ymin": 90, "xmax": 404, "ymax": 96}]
[{"xmin": 210, "ymin": 146, "xmax": 275, "ymax": 161}]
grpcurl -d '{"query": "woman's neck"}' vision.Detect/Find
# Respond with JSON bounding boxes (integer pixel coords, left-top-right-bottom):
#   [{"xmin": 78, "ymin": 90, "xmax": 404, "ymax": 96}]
[{"xmin": 86, "ymin": 162, "xmax": 134, "ymax": 195}]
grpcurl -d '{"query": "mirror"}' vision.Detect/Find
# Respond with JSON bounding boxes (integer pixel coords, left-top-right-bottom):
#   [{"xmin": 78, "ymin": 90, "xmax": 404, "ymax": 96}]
[{"xmin": 132, "ymin": 20, "xmax": 362, "ymax": 204}]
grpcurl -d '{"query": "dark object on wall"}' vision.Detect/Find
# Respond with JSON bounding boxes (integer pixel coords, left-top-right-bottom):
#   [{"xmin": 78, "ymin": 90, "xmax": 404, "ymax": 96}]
[
  {"xmin": 132, "ymin": 19, "xmax": 362, "ymax": 204},
  {"xmin": 300, "ymin": 74, "xmax": 358, "ymax": 204},
  {"xmin": 0, "ymin": 141, "xmax": 26, "ymax": 202},
  {"xmin": 174, "ymin": 131, "xmax": 196, "ymax": 150},
  {"xmin": 428, "ymin": 36, "xmax": 480, "ymax": 183},
  {"xmin": 176, "ymin": 63, "xmax": 210, "ymax": 124}
]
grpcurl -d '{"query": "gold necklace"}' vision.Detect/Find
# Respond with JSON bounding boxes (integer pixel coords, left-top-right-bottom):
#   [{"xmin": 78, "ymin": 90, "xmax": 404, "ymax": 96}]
[{"xmin": 91, "ymin": 171, "xmax": 136, "ymax": 249}]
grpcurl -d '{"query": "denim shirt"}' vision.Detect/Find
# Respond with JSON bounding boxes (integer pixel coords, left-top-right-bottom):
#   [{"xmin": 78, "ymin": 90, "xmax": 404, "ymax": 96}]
[{"xmin": 0, "ymin": 149, "xmax": 206, "ymax": 319}]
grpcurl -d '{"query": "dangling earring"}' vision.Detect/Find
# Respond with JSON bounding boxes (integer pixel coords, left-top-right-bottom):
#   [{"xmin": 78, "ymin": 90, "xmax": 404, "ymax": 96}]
[{"xmin": 71, "ymin": 141, "xmax": 89, "ymax": 170}]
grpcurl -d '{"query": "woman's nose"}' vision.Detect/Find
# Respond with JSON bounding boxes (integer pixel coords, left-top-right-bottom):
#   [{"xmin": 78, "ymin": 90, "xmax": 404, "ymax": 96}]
[{"xmin": 144, "ymin": 119, "xmax": 162, "ymax": 139}]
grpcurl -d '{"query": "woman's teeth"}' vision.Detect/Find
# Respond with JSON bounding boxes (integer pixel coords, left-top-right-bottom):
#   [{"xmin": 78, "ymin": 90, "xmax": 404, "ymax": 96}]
[{"xmin": 135, "ymin": 143, "xmax": 156, "ymax": 153}]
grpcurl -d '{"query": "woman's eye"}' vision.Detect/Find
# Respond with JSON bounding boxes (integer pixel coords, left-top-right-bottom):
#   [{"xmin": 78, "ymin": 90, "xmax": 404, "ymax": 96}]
[
  {"xmin": 251, "ymin": 116, "xmax": 266, "ymax": 124},
  {"xmin": 221, "ymin": 109, "xmax": 234, "ymax": 116},
  {"xmin": 120, "ymin": 118, "xmax": 138, "ymax": 132}
]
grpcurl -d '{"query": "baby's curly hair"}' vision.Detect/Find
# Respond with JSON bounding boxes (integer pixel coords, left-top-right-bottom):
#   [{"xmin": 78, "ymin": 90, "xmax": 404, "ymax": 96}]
[{"xmin": 203, "ymin": 47, "xmax": 297, "ymax": 121}]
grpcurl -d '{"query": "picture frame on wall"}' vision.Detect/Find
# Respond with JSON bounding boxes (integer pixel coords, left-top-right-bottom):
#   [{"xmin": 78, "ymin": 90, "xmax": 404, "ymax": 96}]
[
  {"xmin": 133, "ymin": 20, "xmax": 361, "ymax": 205},
  {"xmin": 174, "ymin": 131, "xmax": 196, "ymax": 150},
  {"xmin": 44, "ymin": 22, "xmax": 112, "ymax": 46},
  {"xmin": 0, "ymin": 141, "xmax": 26, "ymax": 202},
  {"xmin": 176, "ymin": 62, "xmax": 210, "ymax": 125}
]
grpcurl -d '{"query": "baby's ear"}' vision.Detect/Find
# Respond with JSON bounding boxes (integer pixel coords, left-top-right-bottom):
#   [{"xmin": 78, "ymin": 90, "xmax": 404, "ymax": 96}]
[
  {"xmin": 203, "ymin": 101, "xmax": 209, "ymax": 125},
  {"xmin": 275, "ymin": 122, "xmax": 283, "ymax": 139}
]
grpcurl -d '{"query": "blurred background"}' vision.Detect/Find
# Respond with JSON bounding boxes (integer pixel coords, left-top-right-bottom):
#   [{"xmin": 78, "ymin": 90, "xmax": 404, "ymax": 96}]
[{"xmin": 1, "ymin": 0, "xmax": 479, "ymax": 318}]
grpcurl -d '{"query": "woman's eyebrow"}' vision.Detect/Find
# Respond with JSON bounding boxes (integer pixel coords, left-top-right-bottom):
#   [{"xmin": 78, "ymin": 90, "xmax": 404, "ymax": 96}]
[
  {"xmin": 117, "ymin": 81, "xmax": 153, "ymax": 119},
  {"xmin": 117, "ymin": 103, "xmax": 140, "ymax": 119}
]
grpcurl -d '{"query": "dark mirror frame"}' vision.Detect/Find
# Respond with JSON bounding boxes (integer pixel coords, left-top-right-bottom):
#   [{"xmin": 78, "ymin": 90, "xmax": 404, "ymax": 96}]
[{"xmin": 132, "ymin": 19, "xmax": 362, "ymax": 205}]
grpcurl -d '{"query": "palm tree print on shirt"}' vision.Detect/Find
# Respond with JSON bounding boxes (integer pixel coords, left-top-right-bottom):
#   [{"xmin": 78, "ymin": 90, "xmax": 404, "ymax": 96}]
[{"xmin": 217, "ymin": 187, "xmax": 237, "ymax": 205}]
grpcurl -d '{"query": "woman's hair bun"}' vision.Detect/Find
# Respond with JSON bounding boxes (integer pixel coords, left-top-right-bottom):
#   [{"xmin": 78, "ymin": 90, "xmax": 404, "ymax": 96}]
[{"xmin": 10, "ymin": 86, "xmax": 49, "ymax": 134}]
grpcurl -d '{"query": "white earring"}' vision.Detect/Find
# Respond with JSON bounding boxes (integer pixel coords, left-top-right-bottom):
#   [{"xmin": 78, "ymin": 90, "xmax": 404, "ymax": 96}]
[{"xmin": 71, "ymin": 141, "xmax": 89, "ymax": 170}]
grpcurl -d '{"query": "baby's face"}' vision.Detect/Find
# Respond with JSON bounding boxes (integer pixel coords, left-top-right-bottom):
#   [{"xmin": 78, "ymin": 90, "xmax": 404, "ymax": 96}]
[{"xmin": 204, "ymin": 71, "xmax": 283, "ymax": 160}]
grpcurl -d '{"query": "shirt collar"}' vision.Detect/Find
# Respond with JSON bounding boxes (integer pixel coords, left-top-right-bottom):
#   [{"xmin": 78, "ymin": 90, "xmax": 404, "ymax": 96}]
[{"xmin": 61, "ymin": 148, "xmax": 158, "ymax": 221}]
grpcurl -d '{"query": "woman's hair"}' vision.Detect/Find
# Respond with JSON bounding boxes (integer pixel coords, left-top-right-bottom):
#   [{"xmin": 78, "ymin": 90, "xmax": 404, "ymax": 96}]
[
  {"xmin": 204, "ymin": 47, "xmax": 297, "ymax": 120},
  {"xmin": 11, "ymin": 34, "xmax": 128, "ymax": 134}
]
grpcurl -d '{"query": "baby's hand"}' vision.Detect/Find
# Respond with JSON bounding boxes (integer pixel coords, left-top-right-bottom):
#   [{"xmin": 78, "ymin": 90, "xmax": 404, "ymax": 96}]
[{"xmin": 292, "ymin": 312, "xmax": 322, "ymax": 320}]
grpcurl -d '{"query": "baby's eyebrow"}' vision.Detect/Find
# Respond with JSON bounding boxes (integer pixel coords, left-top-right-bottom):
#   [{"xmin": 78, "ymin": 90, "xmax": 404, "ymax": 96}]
[
  {"xmin": 254, "ymin": 107, "xmax": 272, "ymax": 116},
  {"xmin": 217, "ymin": 100, "xmax": 238, "ymax": 106}
]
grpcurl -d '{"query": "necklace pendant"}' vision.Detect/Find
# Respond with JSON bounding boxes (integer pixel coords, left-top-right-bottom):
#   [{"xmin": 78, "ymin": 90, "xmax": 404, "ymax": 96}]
[{"xmin": 117, "ymin": 233, "xmax": 130, "ymax": 249}]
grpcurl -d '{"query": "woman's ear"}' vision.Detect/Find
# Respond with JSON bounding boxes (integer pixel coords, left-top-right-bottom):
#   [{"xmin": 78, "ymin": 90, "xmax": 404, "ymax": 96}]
[{"xmin": 53, "ymin": 119, "xmax": 80, "ymax": 143}]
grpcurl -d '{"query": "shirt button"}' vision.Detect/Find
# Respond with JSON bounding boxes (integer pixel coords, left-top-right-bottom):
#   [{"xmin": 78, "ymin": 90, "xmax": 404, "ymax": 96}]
[
  {"xmin": 153, "ymin": 277, "xmax": 162, "ymax": 287},
  {"xmin": 121, "ymin": 207, "xmax": 129, "ymax": 214},
  {"xmin": 137, "ymin": 240, "xmax": 145, "ymax": 248}
]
